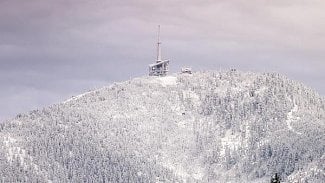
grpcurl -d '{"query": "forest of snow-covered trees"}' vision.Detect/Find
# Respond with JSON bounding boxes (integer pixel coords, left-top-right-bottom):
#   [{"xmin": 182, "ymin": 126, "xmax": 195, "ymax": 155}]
[{"xmin": 0, "ymin": 70, "xmax": 324, "ymax": 182}]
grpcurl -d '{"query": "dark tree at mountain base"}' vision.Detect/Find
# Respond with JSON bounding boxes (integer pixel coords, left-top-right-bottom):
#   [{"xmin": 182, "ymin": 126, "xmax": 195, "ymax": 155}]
[{"xmin": 271, "ymin": 173, "xmax": 281, "ymax": 183}]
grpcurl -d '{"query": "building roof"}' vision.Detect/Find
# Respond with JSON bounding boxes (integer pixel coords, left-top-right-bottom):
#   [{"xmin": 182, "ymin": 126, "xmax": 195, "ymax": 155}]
[{"xmin": 149, "ymin": 60, "xmax": 170, "ymax": 67}]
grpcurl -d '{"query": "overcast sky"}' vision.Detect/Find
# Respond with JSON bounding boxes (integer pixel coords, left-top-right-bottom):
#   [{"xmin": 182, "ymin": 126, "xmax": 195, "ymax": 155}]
[{"xmin": 1, "ymin": 0, "xmax": 324, "ymax": 121}]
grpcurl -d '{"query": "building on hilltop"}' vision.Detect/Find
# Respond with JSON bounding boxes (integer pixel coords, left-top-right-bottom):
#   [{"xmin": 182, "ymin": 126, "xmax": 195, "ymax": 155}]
[
  {"xmin": 181, "ymin": 67, "xmax": 192, "ymax": 74},
  {"xmin": 149, "ymin": 25, "xmax": 170, "ymax": 76}
]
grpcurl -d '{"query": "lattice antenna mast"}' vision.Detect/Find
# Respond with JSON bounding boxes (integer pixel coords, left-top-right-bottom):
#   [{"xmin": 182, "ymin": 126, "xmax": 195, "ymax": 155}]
[{"xmin": 156, "ymin": 25, "xmax": 162, "ymax": 62}]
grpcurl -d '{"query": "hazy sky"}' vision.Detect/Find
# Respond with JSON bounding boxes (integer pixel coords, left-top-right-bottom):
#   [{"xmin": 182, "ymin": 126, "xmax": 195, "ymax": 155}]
[{"xmin": 1, "ymin": 0, "xmax": 325, "ymax": 121}]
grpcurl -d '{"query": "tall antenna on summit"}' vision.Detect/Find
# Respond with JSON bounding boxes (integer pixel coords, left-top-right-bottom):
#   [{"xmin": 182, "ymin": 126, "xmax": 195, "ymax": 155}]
[
  {"xmin": 156, "ymin": 25, "xmax": 162, "ymax": 62},
  {"xmin": 149, "ymin": 25, "xmax": 169, "ymax": 76}
]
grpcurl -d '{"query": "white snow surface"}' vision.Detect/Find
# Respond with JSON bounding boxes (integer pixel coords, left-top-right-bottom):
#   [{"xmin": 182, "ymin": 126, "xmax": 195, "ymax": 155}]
[
  {"xmin": 220, "ymin": 130, "xmax": 241, "ymax": 156},
  {"xmin": 63, "ymin": 90, "xmax": 95, "ymax": 104},
  {"xmin": 286, "ymin": 105, "xmax": 302, "ymax": 135},
  {"xmin": 157, "ymin": 76, "xmax": 177, "ymax": 87}
]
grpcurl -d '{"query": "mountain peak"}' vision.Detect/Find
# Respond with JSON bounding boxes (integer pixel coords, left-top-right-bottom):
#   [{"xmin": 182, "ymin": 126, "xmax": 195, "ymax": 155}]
[{"xmin": 1, "ymin": 70, "xmax": 324, "ymax": 182}]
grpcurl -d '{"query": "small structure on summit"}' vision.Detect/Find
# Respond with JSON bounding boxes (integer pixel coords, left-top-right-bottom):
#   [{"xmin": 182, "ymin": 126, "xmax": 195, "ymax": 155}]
[
  {"xmin": 149, "ymin": 25, "xmax": 170, "ymax": 76},
  {"xmin": 181, "ymin": 67, "xmax": 192, "ymax": 74}
]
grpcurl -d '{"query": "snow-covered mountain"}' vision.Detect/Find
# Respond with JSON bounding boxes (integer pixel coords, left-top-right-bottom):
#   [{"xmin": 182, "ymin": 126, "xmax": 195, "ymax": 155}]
[{"xmin": 0, "ymin": 71, "xmax": 324, "ymax": 183}]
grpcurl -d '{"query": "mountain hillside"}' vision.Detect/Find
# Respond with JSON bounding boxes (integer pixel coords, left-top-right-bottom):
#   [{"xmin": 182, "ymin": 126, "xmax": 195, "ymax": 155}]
[{"xmin": 0, "ymin": 71, "xmax": 324, "ymax": 182}]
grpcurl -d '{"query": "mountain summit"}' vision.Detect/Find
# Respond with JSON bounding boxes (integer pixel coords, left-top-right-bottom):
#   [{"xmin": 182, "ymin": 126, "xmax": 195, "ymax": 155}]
[{"xmin": 0, "ymin": 71, "xmax": 324, "ymax": 182}]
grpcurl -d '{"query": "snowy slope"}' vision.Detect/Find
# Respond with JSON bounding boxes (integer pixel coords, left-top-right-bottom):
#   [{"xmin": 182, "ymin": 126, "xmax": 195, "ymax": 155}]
[{"xmin": 0, "ymin": 70, "xmax": 324, "ymax": 183}]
